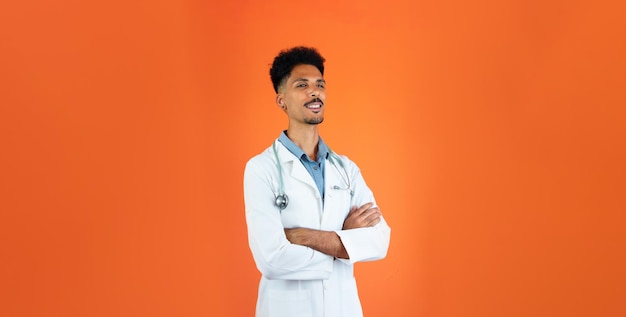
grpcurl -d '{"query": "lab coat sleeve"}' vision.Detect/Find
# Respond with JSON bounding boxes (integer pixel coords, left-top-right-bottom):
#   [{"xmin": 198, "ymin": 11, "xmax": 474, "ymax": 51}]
[
  {"xmin": 244, "ymin": 157, "xmax": 334, "ymax": 280},
  {"xmin": 334, "ymin": 161, "xmax": 391, "ymax": 264}
]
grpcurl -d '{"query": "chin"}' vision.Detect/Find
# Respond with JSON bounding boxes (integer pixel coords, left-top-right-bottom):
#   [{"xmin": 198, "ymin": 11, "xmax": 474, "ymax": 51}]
[{"xmin": 305, "ymin": 117, "xmax": 324, "ymax": 125}]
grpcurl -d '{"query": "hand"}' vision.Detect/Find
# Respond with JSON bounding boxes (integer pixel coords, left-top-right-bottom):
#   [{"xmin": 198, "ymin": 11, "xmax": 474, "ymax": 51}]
[{"xmin": 342, "ymin": 202, "xmax": 381, "ymax": 230}]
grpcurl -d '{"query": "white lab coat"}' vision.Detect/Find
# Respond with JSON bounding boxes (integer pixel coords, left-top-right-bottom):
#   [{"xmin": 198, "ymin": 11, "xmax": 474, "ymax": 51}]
[{"xmin": 244, "ymin": 140, "xmax": 391, "ymax": 317}]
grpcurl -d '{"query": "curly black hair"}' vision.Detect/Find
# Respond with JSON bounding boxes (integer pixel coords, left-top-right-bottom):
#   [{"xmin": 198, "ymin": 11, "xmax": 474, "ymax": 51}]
[{"xmin": 269, "ymin": 46, "xmax": 326, "ymax": 93}]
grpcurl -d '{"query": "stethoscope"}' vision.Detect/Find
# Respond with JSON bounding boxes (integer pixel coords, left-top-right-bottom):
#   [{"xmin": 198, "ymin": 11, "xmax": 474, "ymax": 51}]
[{"xmin": 272, "ymin": 141, "xmax": 352, "ymax": 210}]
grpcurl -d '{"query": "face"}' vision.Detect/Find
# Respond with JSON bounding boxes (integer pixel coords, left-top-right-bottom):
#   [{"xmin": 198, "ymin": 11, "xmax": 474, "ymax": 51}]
[{"xmin": 276, "ymin": 64, "xmax": 326, "ymax": 126}]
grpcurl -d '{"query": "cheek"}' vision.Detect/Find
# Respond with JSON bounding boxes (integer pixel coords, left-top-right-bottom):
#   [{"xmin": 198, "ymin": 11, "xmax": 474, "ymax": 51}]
[
  {"xmin": 285, "ymin": 99, "xmax": 295, "ymax": 109},
  {"xmin": 288, "ymin": 96, "xmax": 305, "ymax": 107}
]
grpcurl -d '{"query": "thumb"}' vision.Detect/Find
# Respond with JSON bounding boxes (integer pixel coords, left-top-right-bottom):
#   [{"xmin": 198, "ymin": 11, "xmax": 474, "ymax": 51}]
[{"xmin": 348, "ymin": 205, "xmax": 359, "ymax": 215}]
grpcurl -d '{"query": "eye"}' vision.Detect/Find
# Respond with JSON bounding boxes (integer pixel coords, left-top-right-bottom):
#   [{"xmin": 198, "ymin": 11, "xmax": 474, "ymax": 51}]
[
  {"xmin": 317, "ymin": 83, "xmax": 325, "ymax": 89},
  {"xmin": 296, "ymin": 83, "xmax": 307, "ymax": 88}
]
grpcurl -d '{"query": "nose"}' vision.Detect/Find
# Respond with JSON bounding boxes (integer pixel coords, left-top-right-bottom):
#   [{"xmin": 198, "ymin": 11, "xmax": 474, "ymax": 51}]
[{"xmin": 309, "ymin": 86, "xmax": 320, "ymax": 97}]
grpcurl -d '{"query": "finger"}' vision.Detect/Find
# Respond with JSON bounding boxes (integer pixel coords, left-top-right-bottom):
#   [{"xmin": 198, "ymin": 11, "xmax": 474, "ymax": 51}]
[
  {"xmin": 356, "ymin": 202, "xmax": 373, "ymax": 215},
  {"xmin": 347, "ymin": 205, "xmax": 360, "ymax": 216},
  {"xmin": 368, "ymin": 216, "xmax": 382, "ymax": 227},
  {"xmin": 362, "ymin": 206, "xmax": 380, "ymax": 218},
  {"xmin": 363, "ymin": 210, "xmax": 381, "ymax": 225},
  {"xmin": 359, "ymin": 207, "xmax": 380, "ymax": 219}
]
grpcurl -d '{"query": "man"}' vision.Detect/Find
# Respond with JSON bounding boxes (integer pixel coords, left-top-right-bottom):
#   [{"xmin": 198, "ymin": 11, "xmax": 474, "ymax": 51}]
[{"xmin": 243, "ymin": 46, "xmax": 391, "ymax": 317}]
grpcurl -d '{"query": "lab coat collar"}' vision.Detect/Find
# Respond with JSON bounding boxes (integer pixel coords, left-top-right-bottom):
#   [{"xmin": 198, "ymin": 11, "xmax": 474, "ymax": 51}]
[{"xmin": 273, "ymin": 140, "xmax": 319, "ymax": 192}]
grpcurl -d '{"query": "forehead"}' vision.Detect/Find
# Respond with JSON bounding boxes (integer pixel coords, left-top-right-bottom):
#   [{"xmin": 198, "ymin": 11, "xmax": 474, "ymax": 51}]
[{"xmin": 287, "ymin": 64, "xmax": 323, "ymax": 82}]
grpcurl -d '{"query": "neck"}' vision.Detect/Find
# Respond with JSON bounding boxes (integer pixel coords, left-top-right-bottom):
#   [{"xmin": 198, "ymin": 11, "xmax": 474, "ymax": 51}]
[{"xmin": 286, "ymin": 124, "xmax": 320, "ymax": 161}]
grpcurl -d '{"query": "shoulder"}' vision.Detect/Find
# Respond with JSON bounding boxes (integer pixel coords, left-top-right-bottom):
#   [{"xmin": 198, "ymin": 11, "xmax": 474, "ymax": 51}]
[
  {"xmin": 244, "ymin": 145, "xmax": 279, "ymax": 186},
  {"xmin": 245, "ymin": 145, "xmax": 274, "ymax": 170}
]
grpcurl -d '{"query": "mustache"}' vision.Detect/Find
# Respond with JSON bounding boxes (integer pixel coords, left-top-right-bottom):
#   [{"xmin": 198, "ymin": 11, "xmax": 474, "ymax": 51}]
[{"xmin": 304, "ymin": 98, "xmax": 324, "ymax": 107}]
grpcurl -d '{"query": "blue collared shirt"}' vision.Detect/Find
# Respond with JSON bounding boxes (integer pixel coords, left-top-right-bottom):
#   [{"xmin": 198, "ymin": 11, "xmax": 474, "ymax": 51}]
[{"xmin": 278, "ymin": 131, "xmax": 329, "ymax": 200}]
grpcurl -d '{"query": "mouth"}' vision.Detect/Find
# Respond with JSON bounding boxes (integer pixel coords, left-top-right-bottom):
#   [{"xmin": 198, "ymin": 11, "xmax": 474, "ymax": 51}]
[{"xmin": 304, "ymin": 98, "xmax": 324, "ymax": 111}]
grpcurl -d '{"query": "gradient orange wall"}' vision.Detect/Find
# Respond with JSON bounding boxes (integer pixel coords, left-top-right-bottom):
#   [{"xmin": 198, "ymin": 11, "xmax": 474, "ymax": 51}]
[{"xmin": 1, "ymin": 1, "xmax": 625, "ymax": 316}]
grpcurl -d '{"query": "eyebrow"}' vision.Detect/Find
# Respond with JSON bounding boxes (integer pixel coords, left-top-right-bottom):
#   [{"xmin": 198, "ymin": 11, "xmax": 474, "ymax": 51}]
[{"xmin": 292, "ymin": 78, "xmax": 326, "ymax": 84}]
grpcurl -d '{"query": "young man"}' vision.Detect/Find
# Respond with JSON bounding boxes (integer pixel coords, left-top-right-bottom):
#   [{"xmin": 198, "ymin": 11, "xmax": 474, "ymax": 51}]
[{"xmin": 243, "ymin": 46, "xmax": 391, "ymax": 317}]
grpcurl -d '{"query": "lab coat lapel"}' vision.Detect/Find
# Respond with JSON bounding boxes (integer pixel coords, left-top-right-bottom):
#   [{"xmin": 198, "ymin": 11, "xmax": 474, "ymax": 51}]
[{"xmin": 277, "ymin": 143, "xmax": 318, "ymax": 192}]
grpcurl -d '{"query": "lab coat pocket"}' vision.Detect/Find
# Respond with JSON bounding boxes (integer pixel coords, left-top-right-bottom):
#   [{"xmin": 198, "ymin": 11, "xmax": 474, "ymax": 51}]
[{"xmin": 268, "ymin": 289, "xmax": 313, "ymax": 317}]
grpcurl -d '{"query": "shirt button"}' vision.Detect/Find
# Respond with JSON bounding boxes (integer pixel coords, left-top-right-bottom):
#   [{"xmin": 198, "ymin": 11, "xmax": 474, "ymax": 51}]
[{"xmin": 313, "ymin": 166, "xmax": 318, "ymax": 170}]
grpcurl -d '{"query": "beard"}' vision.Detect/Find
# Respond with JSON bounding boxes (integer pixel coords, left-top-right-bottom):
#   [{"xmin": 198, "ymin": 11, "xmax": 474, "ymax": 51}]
[{"xmin": 304, "ymin": 116, "xmax": 324, "ymax": 125}]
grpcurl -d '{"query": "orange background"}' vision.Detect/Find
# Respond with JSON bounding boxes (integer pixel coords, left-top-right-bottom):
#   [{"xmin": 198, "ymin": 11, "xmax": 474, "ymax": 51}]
[{"xmin": 1, "ymin": 1, "xmax": 625, "ymax": 316}]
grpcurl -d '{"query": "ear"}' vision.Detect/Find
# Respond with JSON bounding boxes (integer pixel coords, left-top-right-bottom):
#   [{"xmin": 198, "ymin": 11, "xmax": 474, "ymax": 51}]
[{"xmin": 275, "ymin": 94, "xmax": 286, "ymax": 111}]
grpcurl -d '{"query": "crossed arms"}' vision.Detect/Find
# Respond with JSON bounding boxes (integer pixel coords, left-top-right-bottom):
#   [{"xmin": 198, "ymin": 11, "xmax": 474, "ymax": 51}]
[
  {"xmin": 244, "ymin": 155, "xmax": 391, "ymax": 280},
  {"xmin": 284, "ymin": 202, "xmax": 382, "ymax": 259}
]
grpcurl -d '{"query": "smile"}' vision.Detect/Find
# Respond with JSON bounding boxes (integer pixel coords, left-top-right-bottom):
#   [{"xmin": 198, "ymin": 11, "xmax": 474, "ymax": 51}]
[{"xmin": 304, "ymin": 98, "xmax": 324, "ymax": 109}]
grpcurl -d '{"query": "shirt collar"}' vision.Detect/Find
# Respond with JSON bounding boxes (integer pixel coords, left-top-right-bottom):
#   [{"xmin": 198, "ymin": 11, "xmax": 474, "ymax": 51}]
[{"xmin": 278, "ymin": 130, "xmax": 329, "ymax": 163}]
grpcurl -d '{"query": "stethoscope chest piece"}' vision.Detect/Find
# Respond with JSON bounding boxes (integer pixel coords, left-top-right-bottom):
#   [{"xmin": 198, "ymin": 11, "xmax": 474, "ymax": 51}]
[{"xmin": 275, "ymin": 194, "xmax": 289, "ymax": 210}]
